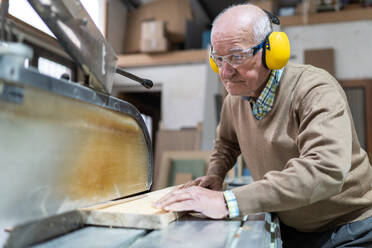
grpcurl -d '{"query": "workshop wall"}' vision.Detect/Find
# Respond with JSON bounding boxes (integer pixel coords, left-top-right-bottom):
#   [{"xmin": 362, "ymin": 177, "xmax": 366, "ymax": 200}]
[
  {"xmin": 284, "ymin": 20, "xmax": 372, "ymax": 79},
  {"xmin": 113, "ymin": 20, "xmax": 372, "ymax": 133},
  {"xmin": 114, "ymin": 63, "xmax": 209, "ymax": 130},
  {"xmin": 106, "ymin": 0, "xmax": 128, "ymax": 54}
]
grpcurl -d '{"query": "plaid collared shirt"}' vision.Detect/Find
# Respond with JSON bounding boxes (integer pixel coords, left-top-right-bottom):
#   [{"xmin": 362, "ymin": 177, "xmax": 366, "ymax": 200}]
[{"xmin": 243, "ymin": 68, "xmax": 284, "ymax": 120}]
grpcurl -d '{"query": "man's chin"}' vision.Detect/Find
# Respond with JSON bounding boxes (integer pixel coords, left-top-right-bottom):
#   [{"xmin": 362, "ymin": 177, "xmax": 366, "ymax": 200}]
[
  {"xmin": 226, "ymin": 88, "xmax": 244, "ymax": 96},
  {"xmin": 224, "ymin": 82, "xmax": 247, "ymax": 96}
]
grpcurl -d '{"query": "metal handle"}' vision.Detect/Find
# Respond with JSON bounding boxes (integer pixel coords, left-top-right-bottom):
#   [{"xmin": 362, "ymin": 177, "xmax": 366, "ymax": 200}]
[{"xmin": 115, "ymin": 67, "xmax": 153, "ymax": 89}]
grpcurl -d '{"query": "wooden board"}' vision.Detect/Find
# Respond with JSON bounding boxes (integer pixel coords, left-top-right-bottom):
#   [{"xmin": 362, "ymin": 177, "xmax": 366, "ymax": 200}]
[
  {"xmin": 156, "ymin": 151, "xmax": 212, "ymax": 190},
  {"xmin": 174, "ymin": 173, "xmax": 193, "ymax": 185},
  {"xmin": 83, "ymin": 187, "xmax": 182, "ymax": 229},
  {"xmin": 280, "ymin": 7, "xmax": 372, "ymax": 27},
  {"xmin": 304, "ymin": 48, "xmax": 335, "ymax": 76},
  {"xmin": 153, "ymin": 127, "xmax": 202, "ymax": 190},
  {"xmin": 339, "ymin": 79, "xmax": 372, "ymax": 161},
  {"xmin": 168, "ymin": 159, "xmax": 205, "ymax": 186},
  {"xmin": 117, "ymin": 49, "xmax": 207, "ymax": 68}
]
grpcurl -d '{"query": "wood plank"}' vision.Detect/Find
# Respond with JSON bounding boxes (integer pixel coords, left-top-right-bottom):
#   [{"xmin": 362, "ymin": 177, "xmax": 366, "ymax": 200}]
[
  {"xmin": 117, "ymin": 49, "xmax": 208, "ymax": 68},
  {"xmin": 281, "ymin": 8, "xmax": 372, "ymax": 27},
  {"xmin": 281, "ymin": 15, "xmax": 304, "ymax": 26},
  {"xmin": 174, "ymin": 173, "xmax": 193, "ymax": 185},
  {"xmin": 84, "ymin": 187, "xmax": 182, "ymax": 229},
  {"xmin": 168, "ymin": 159, "xmax": 205, "ymax": 186},
  {"xmin": 153, "ymin": 128, "xmax": 203, "ymax": 191},
  {"xmin": 304, "ymin": 48, "xmax": 335, "ymax": 76},
  {"xmin": 339, "ymin": 79, "xmax": 372, "ymax": 160},
  {"xmin": 79, "ymin": 194, "xmax": 146, "ymax": 211},
  {"xmin": 156, "ymin": 151, "xmax": 213, "ymax": 190}
]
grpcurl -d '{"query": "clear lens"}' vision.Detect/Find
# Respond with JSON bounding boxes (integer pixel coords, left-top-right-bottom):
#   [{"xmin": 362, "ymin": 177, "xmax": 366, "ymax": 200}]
[{"xmin": 212, "ymin": 48, "xmax": 254, "ymax": 68}]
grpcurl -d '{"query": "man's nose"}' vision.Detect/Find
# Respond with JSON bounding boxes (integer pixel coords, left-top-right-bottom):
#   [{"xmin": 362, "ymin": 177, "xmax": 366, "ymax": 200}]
[{"xmin": 221, "ymin": 61, "xmax": 236, "ymax": 79}]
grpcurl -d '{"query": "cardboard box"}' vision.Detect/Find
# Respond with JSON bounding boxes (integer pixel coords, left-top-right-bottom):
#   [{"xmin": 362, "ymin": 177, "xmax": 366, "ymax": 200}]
[
  {"xmin": 124, "ymin": 0, "xmax": 192, "ymax": 53},
  {"xmin": 296, "ymin": 0, "xmax": 317, "ymax": 15},
  {"xmin": 140, "ymin": 37, "xmax": 168, "ymax": 53},
  {"xmin": 141, "ymin": 20, "xmax": 166, "ymax": 40},
  {"xmin": 304, "ymin": 48, "xmax": 335, "ymax": 76}
]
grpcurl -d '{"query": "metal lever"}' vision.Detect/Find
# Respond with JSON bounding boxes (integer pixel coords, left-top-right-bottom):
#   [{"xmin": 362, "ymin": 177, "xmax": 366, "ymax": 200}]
[{"xmin": 115, "ymin": 67, "xmax": 153, "ymax": 89}]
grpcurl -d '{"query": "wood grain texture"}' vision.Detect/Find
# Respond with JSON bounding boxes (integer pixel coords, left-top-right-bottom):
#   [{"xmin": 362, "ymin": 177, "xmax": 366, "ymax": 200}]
[
  {"xmin": 174, "ymin": 173, "xmax": 193, "ymax": 185},
  {"xmin": 117, "ymin": 49, "xmax": 207, "ymax": 68},
  {"xmin": 153, "ymin": 128, "xmax": 203, "ymax": 190},
  {"xmin": 84, "ymin": 187, "xmax": 182, "ymax": 229},
  {"xmin": 339, "ymin": 79, "xmax": 372, "ymax": 161},
  {"xmin": 156, "ymin": 151, "xmax": 213, "ymax": 190}
]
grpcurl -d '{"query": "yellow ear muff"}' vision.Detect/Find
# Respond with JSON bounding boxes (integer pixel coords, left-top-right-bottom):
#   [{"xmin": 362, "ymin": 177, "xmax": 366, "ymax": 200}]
[
  {"xmin": 209, "ymin": 51, "xmax": 219, "ymax": 74},
  {"xmin": 265, "ymin": 32, "xmax": 290, "ymax": 69}
]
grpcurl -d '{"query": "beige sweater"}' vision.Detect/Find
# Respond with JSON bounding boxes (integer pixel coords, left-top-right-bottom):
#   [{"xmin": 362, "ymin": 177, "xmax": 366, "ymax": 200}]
[{"xmin": 209, "ymin": 62, "xmax": 372, "ymax": 232}]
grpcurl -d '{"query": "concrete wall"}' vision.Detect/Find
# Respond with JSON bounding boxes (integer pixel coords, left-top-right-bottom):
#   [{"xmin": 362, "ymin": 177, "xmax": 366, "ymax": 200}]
[
  {"xmin": 283, "ymin": 20, "xmax": 372, "ymax": 79},
  {"xmin": 113, "ymin": 63, "xmax": 210, "ymax": 130}
]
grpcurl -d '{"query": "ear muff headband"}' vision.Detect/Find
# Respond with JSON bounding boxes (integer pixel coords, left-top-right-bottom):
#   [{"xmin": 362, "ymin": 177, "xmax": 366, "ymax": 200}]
[
  {"xmin": 209, "ymin": 9, "xmax": 290, "ymax": 73},
  {"xmin": 262, "ymin": 9, "xmax": 280, "ymax": 25}
]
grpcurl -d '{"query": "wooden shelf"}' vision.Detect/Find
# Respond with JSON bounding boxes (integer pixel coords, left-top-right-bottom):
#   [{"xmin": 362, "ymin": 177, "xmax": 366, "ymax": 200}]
[
  {"xmin": 281, "ymin": 7, "xmax": 372, "ymax": 27},
  {"xmin": 117, "ymin": 49, "xmax": 208, "ymax": 68},
  {"xmin": 117, "ymin": 7, "xmax": 372, "ymax": 68}
]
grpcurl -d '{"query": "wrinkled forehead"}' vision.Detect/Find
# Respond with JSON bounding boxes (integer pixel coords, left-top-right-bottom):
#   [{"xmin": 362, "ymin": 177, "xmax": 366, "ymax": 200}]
[
  {"xmin": 211, "ymin": 5, "xmax": 265, "ymax": 54},
  {"xmin": 211, "ymin": 26, "xmax": 255, "ymax": 55},
  {"xmin": 211, "ymin": 11, "xmax": 258, "ymax": 54}
]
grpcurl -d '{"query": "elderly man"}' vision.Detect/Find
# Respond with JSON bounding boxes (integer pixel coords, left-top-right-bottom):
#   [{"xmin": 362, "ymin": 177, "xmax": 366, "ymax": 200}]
[{"xmin": 154, "ymin": 4, "xmax": 372, "ymax": 247}]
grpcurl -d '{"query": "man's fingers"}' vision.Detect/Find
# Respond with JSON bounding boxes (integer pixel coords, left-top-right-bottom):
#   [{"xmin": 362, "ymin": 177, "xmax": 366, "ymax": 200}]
[
  {"xmin": 199, "ymin": 180, "xmax": 212, "ymax": 188},
  {"xmin": 164, "ymin": 200, "xmax": 196, "ymax": 212},
  {"xmin": 154, "ymin": 189, "xmax": 193, "ymax": 209},
  {"xmin": 177, "ymin": 184, "xmax": 187, "ymax": 189},
  {"xmin": 182, "ymin": 179, "xmax": 201, "ymax": 189},
  {"xmin": 179, "ymin": 181, "xmax": 193, "ymax": 189}
]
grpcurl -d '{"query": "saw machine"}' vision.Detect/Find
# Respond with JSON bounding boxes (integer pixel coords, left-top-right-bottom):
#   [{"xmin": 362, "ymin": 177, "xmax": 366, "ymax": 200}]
[{"xmin": 0, "ymin": 1, "xmax": 282, "ymax": 247}]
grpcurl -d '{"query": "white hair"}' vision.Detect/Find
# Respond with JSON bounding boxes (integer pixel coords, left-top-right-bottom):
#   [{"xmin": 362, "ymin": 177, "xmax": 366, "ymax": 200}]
[
  {"xmin": 212, "ymin": 3, "xmax": 273, "ymax": 44},
  {"xmin": 252, "ymin": 11, "xmax": 272, "ymax": 43}
]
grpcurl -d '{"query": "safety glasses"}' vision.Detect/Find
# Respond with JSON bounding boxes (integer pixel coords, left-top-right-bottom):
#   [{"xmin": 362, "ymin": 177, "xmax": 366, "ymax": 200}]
[{"xmin": 211, "ymin": 39, "xmax": 266, "ymax": 68}]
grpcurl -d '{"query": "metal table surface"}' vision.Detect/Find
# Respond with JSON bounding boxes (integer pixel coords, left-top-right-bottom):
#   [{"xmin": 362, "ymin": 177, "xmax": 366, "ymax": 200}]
[{"xmin": 30, "ymin": 213, "xmax": 282, "ymax": 248}]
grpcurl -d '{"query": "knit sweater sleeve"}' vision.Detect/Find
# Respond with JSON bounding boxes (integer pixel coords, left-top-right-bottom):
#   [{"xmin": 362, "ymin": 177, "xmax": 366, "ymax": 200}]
[
  {"xmin": 207, "ymin": 96, "xmax": 241, "ymax": 179},
  {"xmin": 231, "ymin": 69, "xmax": 353, "ymax": 214}
]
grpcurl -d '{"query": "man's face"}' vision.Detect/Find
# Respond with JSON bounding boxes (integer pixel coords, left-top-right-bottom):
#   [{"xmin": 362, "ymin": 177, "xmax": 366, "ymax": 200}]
[{"xmin": 211, "ymin": 32, "xmax": 270, "ymax": 97}]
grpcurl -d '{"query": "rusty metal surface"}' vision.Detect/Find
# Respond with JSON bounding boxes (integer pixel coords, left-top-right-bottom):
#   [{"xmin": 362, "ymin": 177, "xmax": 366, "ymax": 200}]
[{"xmin": 0, "ymin": 65, "xmax": 152, "ymax": 237}]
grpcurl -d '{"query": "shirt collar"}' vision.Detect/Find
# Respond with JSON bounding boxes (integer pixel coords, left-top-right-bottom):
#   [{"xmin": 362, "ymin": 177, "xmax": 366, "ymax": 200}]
[{"xmin": 242, "ymin": 68, "xmax": 284, "ymax": 120}]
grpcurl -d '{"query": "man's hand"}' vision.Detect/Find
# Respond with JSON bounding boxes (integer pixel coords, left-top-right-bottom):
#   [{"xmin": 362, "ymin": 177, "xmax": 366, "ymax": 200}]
[
  {"xmin": 180, "ymin": 175, "xmax": 224, "ymax": 191},
  {"xmin": 153, "ymin": 186, "xmax": 229, "ymax": 219}
]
